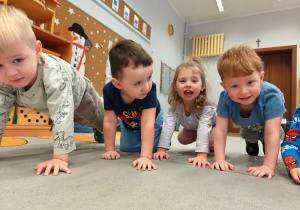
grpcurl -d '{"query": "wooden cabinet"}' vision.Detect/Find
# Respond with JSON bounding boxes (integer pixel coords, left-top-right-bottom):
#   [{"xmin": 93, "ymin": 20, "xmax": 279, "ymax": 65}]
[
  {"xmin": 3, "ymin": 26, "xmax": 73, "ymax": 137},
  {"xmin": 33, "ymin": 25, "xmax": 73, "ymax": 63},
  {"xmin": 7, "ymin": 0, "xmax": 60, "ymax": 32}
]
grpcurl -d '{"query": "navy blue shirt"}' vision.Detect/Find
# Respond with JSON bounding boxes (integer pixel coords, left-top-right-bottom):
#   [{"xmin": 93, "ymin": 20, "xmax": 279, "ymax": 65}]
[{"xmin": 103, "ymin": 81, "xmax": 160, "ymax": 130}]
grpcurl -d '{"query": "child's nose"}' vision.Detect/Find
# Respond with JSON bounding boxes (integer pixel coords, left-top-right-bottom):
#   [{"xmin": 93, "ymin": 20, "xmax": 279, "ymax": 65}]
[
  {"xmin": 5, "ymin": 68, "xmax": 18, "ymax": 77},
  {"xmin": 240, "ymin": 85, "xmax": 248, "ymax": 94},
  {"xmin": 185, "ymin": 81, "xmax": 191, "ymax": 86},
  {"xmin": 142, "ymin": 83, "xmax": 150, "ymax": 91}
]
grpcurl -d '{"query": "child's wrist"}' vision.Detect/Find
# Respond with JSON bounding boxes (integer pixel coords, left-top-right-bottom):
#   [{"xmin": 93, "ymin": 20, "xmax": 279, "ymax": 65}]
[{"xmin": 140, "ymin": 155, "xmax": 152, "ymax": 160}]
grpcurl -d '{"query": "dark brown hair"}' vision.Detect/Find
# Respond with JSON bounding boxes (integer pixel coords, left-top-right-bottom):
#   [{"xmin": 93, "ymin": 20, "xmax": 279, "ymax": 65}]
[{"xmin": 109, "ymin": 39, "xmax": 153, "ymax": 79}]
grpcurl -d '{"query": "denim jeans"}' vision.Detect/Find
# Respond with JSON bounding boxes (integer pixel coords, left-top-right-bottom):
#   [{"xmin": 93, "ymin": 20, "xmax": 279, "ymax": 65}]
[{"xmin": 119, "ymin": 107, "xmax": 163, "ymax": 153}]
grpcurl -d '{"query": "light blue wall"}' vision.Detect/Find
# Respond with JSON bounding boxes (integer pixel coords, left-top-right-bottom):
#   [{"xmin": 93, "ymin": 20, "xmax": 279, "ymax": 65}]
[
  {"xmin": 187, "ymin": 8, "xmax": 300, "ymax": 105},
  {"xmin": 68, "ymin": 0, "xmax": 186, "ymax": 116}
]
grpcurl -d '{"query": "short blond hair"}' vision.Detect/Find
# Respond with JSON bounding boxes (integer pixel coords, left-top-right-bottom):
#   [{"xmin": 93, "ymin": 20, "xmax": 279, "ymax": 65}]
[
  {"xmin": 0, "ymin": 5, "xmax": 36, "ymax": 52},
  {"xmin": 217, "ymin": 44, "xmax": 261, "ymax": 80}
]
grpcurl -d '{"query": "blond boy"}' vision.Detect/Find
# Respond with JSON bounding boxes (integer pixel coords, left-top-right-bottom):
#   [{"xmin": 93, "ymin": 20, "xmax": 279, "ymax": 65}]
[{"xmin": 0, "ymin": 5, "xmax": 104, "ymax": 176}]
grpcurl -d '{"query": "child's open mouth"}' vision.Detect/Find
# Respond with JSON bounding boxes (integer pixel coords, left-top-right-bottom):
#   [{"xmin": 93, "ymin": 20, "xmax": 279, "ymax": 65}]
[
  {"xmin": 239, "ymin": 96, "xmax": 251, "ymax": 100},
  {"xmin": 184, "ymin": 90, "xmax": 193, "ymax": 96}
]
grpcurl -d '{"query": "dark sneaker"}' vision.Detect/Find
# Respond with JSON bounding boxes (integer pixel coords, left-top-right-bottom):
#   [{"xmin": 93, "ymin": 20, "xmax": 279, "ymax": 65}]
[
  {"xmin": 245, "ymin": 141, "xmax": 259, "ymax": 156},
  {"xmin": 93, "ymin": 128, "xmax": 104, "ymax": 143}
]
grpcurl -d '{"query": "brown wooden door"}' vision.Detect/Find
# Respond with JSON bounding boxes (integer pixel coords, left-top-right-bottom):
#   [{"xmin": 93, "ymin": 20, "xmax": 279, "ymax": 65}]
[
  {"xmin": 258, "ymin": 50, "xmax": 292, "ymax": 121},
  {"xmin": 228, "ymin": 45, "xmax": 297, "ymax": 133}
]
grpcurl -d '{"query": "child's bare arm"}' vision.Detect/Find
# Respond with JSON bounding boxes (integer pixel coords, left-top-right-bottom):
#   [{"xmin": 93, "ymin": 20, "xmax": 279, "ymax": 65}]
[
  {"xmin": 102, "ymin": 110, "xmax": 120, "ymax": 160},
  {"xmin": 247, "ymin": 116, "xmax": 281, "ymax": 179},
  {"xmin": 34, "ymin": 153, "xmax": 70, "ymax": 176},
  {"xmin": 211, "ymin": 115, "xmax": 234, "ymax": 171},
  {"xmin": 132, "ymin": 108, "xmax": 156, "ymax": 171}
]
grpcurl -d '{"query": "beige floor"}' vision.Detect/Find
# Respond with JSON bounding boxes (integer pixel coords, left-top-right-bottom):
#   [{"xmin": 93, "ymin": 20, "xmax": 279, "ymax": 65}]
[{"xmin": 0, "ymin": 133, "xmax": 299, "ymax": 210}]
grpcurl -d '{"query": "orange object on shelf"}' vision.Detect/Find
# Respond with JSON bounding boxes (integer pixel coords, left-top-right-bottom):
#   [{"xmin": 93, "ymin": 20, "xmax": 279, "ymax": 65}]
[{"xmin": 42, "ymin": 48, "xmax": 61, "ymax": 57}]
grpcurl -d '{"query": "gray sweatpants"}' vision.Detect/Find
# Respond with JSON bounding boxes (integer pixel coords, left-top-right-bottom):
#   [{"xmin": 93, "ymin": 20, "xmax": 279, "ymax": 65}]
[
  {"xmin": 74, "ymin": 77, "xmax": 104, "ymax": 132},
  {"xmin": 240, "ymin": 126, "xmax": 284, "ymax": 143}
]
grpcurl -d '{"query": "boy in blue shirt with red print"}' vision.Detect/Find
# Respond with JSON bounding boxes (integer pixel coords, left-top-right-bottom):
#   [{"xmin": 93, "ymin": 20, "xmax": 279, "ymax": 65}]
[{"xmin": 101, "ymin": 39, "xmax": 163, "ymax": 171}]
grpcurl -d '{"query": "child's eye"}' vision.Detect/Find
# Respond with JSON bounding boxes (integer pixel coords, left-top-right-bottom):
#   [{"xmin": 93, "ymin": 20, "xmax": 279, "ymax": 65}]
[
  {"xmin": 148, "ymin": 75, "xmax": 152, "ymax": 80},
  {"xmin": 0, "ymin": 64, "xmax": 3, "ymax": 68},
  {"xmin": 134, "ymin": 82, "xmax": 141, "ymax": 86},
  {"xmin": 14, "ymin": 59, "xmax": 23, "ymax": 63},
  {"xmin": 248, "ymin": 81, "xmax": 253, "ymax": 85},
  {"xmin": 231, "ymin": 85, "xmax": 238, "ymax": 88},
  {"xmin": 192, "ymin": 80, "xmax": 198, "ymax": 83}
]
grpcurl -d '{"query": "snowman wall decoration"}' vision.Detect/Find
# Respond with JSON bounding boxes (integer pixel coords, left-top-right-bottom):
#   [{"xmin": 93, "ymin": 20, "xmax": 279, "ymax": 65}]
[{"xmin": 68, "ymin": 23, "xmax": 93, "ymax": 76}]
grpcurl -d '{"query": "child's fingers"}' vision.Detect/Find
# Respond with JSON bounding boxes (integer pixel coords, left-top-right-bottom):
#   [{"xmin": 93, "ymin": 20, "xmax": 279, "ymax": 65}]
[
  {"xmin": 52, "ymin": 165, "xmax": 60, "ymax": 176},
  {"xmin": 43, "ymin": 164, "xmax": 53, "ymax": 176},
  {"xmin": 60, "ymin": 165, "xmax": 71, "ymax": 175},
  {"xmin": 151, "ymin": 163, "xmax": 156, "ymax": 170},
  {"xmin": 34, "ymin": 163, "xmax": 42, "ymax": 171},
  {"xmin": 35, "ymin": 164, "xmax": 45, "ymax": 175}
]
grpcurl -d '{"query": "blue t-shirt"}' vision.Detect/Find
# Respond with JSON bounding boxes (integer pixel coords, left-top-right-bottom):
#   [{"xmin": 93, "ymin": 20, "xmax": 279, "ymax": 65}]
[
  {"xmin": 217, "ymin": 82, "xmax": 286, "ymax": 131},
  {"xmin": 103, "ymin": 81, "xmax": 160, "ymax": 130}
]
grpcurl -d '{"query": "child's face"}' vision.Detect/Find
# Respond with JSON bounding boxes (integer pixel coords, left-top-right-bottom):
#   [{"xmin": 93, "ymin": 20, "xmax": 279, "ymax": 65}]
[
  {"xmin": 221, "ymin": 71, "xmax": 264, "ymax": 108},
  {"xmin": 174, "ymin": 67, "xmax": 204, "ymax": 104},
  {"xmin": 0, "ymin": 40, "xmax": 42, "ymax": 90},
  {"xmin": 112, "ymin": 64, "xmax": 153, "ymax": 105}
]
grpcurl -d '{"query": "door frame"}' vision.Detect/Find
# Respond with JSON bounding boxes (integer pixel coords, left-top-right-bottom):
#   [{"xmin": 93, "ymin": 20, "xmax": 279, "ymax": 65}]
[
  {"xmin": 228, "ymin": 45, "xmax": 297, "ymax": 133},
  {"xmin": 255, "ymin": 45, "xmax": 297, "ymax": 119}
]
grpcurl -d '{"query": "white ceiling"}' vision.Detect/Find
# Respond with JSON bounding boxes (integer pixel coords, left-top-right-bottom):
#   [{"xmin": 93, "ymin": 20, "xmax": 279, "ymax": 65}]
[{"xmin": 168, "ymin": 0, "xmax": 300, "ymax": 25}]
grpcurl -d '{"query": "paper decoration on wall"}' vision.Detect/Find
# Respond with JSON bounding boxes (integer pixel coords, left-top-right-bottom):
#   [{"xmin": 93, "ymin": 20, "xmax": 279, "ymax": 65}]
[
  {"xmin": 105, "ymin": 40, "xmax": 114, "ymax": 84},
  {"xmin": 112, "ymin": 0, "xmax": 119, "ymax": 12},
  {"xmin": 142, "ymin": 23, "xmax": 147, "ymax": 35},
  {"xmin": 134, "ymin": 15, "xmax": 139, "ymax": 29},
  {"xmin": 68, "ymin": 23, "xmax": 93, "ymax": 76},
  {"xmin": 96, "ymin": 0, "xmax": 151, "ymax": 40},
  {"xmin": 160, "ymin": 62, "xmax": 175, "ymax": 94},
  {"xmin": 124, "ymin": 5, "xmax": 130, "ymax": 21},
  {"xmin": 54, "ymin": 0, "xmax": 123, "ymax": 96}
]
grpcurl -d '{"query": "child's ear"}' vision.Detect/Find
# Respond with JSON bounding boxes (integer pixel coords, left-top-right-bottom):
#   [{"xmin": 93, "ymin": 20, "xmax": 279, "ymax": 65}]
[
  {"xmin": 260, "ymin": 72, "xmax": 265, "ymax": 85},
  {"xmin": 201, "ymin": 82, "xmax": 206, "ymax": 91},
  {"xmin": 35, "ymin": 40, "xmax": 42, "ymax": 58},
  {"xmin": 220, "ymin": 82, "xmax": 226, "ymax": 90},
  {"xmin": 111, "ymin": 78, "xmax": 122, "ymax": 90},
  {"xmin": 173, "ymin": 83, "xmax": 177, "ymax": 91}
]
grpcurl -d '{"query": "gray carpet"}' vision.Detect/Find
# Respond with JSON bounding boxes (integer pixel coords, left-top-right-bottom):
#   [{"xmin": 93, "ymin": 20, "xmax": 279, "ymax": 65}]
[{"xmin": 0, "ymin": 134, "xmax": 299, "ymax": 210}]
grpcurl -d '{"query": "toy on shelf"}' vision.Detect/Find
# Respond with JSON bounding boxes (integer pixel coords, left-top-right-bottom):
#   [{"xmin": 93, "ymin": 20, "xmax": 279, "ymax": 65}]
[
  {"xmin": 8, "ymin": 0, "xmax": 61, "ymax": 33},
  {"xmin": 0, "ymin": 0, "xmax": 7, "ymax": 5}
]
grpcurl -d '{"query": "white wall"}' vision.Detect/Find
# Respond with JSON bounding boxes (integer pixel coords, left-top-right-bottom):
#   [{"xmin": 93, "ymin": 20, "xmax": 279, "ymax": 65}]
[
  {"xmin": 187, "ymin": 8, "xmax": 300, "ymax": 105},
  {"xmin": 69, "ymin": 0, "xmax": 186, "ymax": 116}
]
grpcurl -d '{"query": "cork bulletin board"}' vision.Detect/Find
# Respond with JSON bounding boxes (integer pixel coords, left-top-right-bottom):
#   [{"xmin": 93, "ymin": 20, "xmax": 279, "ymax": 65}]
[
  {"xmin": 53, "ymin": 0, "xmax": 123, "ymax": 96},
  {"xmin": 96, "ymin": 0, "xmax": 151, "ymax": 40}
]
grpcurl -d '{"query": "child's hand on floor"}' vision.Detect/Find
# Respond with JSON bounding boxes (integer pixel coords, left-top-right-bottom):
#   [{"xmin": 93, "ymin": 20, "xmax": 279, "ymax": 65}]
[
  {"xmin": 35, "ymin": 154, "xmax": 71, "ymax": 176},
  {"xmin": 102, "ymin": 151, "xmax": 120, "ymax": 160},
  {"xmin": 152, "ymin": 147, "xmax": 169, "ymax": 160},
  {"xmin": 247, "ymin": 165, "xmax": 275, "ymax": 179},
  {"xmin": 132, "ymin": 157, "xmax": 156, "ymax": 171},
  {"xmin": 188, "ymin": 155, "xmax": 211, "ymax": 168},
  {"xmin": 211, "ymin": 159, "xmax": 234, "ymax": 172},
  {"xmin": 290, "ymin": 168, "xmax": 300, "ymax": 183}
]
